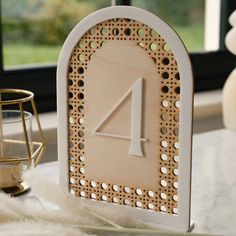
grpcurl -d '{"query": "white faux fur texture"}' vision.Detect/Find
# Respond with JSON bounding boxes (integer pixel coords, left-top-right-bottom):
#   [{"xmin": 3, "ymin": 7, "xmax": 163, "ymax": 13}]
[
  {"xmin": 0, "ymin": 170, "xmax": 223, "ymax": 236},
  {"xmin": 0, "ymin": 221, "xmax": 89, "ymax": 236}
]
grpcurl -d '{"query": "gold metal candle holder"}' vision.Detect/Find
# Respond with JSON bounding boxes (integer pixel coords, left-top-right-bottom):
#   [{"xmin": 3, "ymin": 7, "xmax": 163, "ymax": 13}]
[{"xmin": 0, "ymin": 89, "xmax": 46, "ymax": 196}]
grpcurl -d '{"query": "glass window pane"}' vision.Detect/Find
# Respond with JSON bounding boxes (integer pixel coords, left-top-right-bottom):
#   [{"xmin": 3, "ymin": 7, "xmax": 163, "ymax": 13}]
[
  {"xmin": 2, "ymin": 0, "xmax": 205, "ymax": 68},
  {"xmin": 132, "ymin": 0, "xmax": 205, "ymax": 52},
  {"xmin": 2, "ymin": 0, "xmax": 110, "ymax": 68}
]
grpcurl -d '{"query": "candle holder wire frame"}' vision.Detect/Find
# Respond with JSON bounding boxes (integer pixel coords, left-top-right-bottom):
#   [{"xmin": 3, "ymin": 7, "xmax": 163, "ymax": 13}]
[{"xmin": 0, "ymin": 89, "xmax": 46, "ymax": 195}]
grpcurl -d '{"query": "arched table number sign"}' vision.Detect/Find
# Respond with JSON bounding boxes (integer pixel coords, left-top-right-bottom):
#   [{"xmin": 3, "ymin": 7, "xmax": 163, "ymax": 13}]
[{"xmin": 57, "ymin": 6, "xmax": 193, "ymax": 232}]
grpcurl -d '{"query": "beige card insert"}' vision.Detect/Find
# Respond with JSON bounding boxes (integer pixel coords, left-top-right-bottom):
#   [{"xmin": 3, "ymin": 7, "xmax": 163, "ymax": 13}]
[{"xmin": 85, "ymin": 41, "xmax": 160, "ymax": 189}]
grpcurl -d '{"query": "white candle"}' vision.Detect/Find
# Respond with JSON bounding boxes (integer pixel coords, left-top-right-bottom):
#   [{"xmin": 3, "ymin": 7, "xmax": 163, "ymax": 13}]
[{"xmin": 0, "ymin": 163, "xmax": 23, "ymax": 188}]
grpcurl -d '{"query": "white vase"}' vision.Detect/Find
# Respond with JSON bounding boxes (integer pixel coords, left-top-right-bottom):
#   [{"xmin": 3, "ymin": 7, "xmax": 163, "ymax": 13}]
[
  {"xmin": 222, "ymin": 10, "xmax": 236, "ymax": 130},
  {"xmin": 223, "ymin": 68, "xmax": 236, "ymax": 130}
]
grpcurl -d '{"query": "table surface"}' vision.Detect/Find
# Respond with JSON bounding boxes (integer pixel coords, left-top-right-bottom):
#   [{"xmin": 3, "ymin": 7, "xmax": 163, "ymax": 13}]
[{"xmin": 24, "ymin": 129, "xmax": 236, "ymax": 235}]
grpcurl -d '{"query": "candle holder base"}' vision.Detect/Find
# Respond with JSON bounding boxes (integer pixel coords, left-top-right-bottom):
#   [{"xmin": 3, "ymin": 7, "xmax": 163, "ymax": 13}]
[{"xmin": 0, "ymin": 181, "xmax": 31, "ymax": 196}]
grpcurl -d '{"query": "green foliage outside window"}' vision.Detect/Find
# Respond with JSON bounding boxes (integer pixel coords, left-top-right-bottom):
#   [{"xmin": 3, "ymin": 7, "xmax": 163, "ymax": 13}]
[
  {"xmin": 2, "ymin": 0, "xmax": 205, "ymax": 66},
  {"xmin": 3, "ymin": 0, "xmax": 100, "ymax": 45}
]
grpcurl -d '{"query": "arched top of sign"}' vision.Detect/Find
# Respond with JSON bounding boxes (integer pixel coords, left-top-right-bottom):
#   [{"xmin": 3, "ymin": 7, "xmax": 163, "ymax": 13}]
[
  {"xmin": 57, "ymin": 6, "xmax": 193, "ymax": 232},
  {"xmin": 58, "ymin": 6, "xmax": 192, "ymax": 88}
]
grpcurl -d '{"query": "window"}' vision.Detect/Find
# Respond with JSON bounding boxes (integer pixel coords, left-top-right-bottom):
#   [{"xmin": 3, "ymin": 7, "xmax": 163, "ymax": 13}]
[
  {"xmin": 0, "ymin": 0, "xmax": 235, "ymax": 112},
  {"xmin": 2, "ymin": 0, "xmax": 110, "ymax": 68},
  {"xmin": 0, "ymin": 0, "xmax": 110, "ymax": 112},
  {"xmin": 133, "ymin": 0, "xmax": 205, "ymax": 52}
]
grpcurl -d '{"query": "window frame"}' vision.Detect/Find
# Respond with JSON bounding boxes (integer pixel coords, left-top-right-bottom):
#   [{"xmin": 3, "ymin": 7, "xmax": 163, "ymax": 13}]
[{"xmin": 0, "ymin": 0, "xmax": 235, "ymax": 112}]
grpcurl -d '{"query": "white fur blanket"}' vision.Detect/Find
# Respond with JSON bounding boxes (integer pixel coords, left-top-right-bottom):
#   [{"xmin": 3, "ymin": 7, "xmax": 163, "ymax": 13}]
[{"xmin": 0, "ymin": 170, "xmax": 222, "ymax": 236}]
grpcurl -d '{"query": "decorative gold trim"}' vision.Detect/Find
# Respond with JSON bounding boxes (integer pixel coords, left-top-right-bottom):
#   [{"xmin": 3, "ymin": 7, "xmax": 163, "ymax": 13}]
[
  {"xmin": 1, "ymin": 181, "xmax": 30, "ymax": 196},
  {"xmin": 0, "ymin": 89, "xmax": 46, "ymax": 167},
  {"xmin": 0, "ymin": 139, "xmax": 44, "ymax": 164},
  {"xmin": 31, "ymin": 98, "xmax": 46, "ymax": 166},
  {"xmin": 0, "ymin": 89, "xmax": 34, "ymax": 105}
]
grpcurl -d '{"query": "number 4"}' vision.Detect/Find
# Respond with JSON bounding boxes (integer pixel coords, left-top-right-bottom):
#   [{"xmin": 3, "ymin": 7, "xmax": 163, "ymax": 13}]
[{"xmin": 93, "ymin": 78, "xmax": 147, "ymax": 157}]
